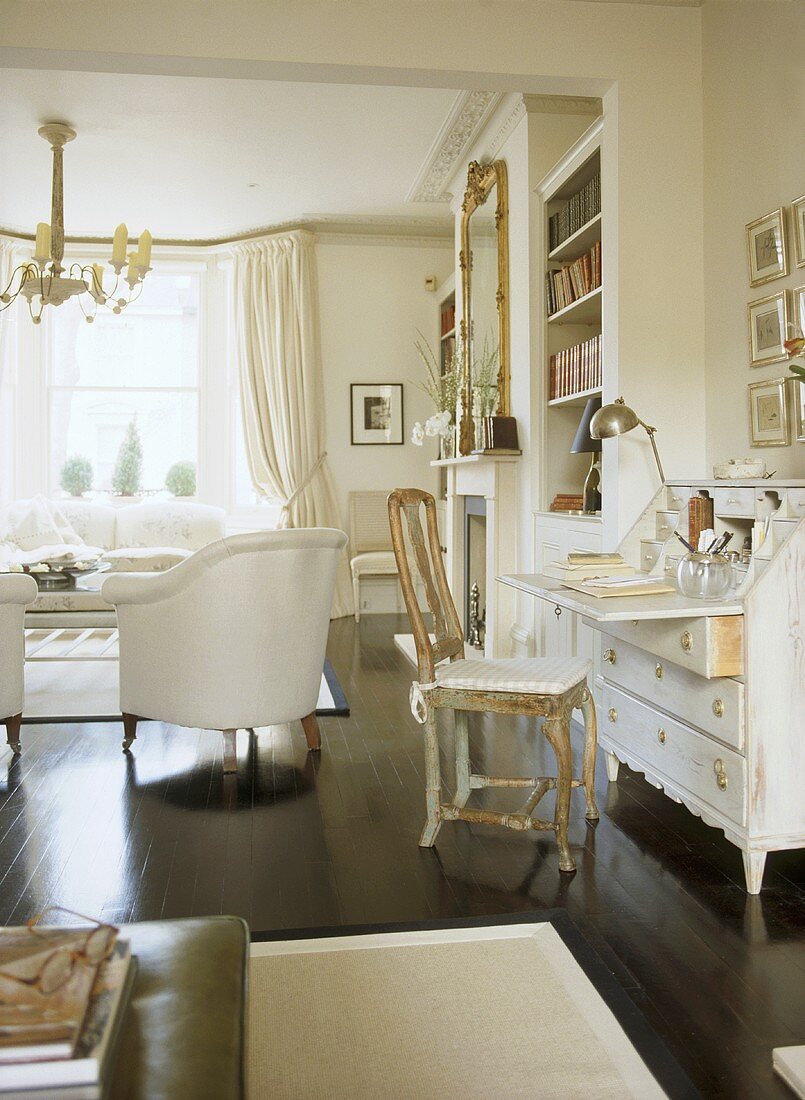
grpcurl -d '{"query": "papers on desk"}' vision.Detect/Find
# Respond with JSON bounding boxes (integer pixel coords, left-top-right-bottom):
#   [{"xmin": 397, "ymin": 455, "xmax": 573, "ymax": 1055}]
[
  {"xmin": 560, "ymin": 575, "xmax": 676, "ymax": 599},
  {"xmin": 545, "ymin": 553, "xmax": 637, "ymax": 582}
]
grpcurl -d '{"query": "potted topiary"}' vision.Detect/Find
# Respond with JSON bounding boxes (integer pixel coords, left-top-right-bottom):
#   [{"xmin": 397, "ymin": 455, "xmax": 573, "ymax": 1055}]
[
  {"xmin": 165, "ymin": 460, "xmax": 196, "ymax": 498},
  {"xmin": 59, "ymin": 454, "xmax": 93, "ymax": 498},
  {"xmin": 111, "ymin": 418, "xmax": 143, "ymax": 502}
]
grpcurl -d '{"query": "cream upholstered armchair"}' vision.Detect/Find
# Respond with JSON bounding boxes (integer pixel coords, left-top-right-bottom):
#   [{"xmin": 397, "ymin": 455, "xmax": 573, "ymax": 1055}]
[
  {"xmin": 102, "ymin": 529, "xmax": 347, "ymax": 772},
  {"xmin": 0, "ymin": 573, "xmax": 38, "ymax": 755}
]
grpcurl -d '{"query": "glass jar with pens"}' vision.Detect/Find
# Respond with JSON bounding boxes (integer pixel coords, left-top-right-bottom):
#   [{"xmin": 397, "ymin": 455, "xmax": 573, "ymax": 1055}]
[{"xmin": 673, "ymin": 530, "xmax": 735, "ymax": 600}]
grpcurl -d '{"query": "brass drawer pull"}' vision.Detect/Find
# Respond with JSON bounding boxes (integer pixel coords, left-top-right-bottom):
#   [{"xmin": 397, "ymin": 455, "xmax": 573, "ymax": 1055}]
[
  {"xmin": 714, "ymin": 759, "xmax": 728, "ymax": 791},
  {"xmin": 655, "ymin": 663, "xmax": 664, "ymax": 680},
  {"xmin": 603, "ymin": 648, "xmax": 616, "ymax": 664},
  {"xmin": 658, "ymin": 728, "xmax": 666, "ymax": 744},
  {"xmin": 608, "ymin": 707, "xmax": 617, "ymax": 723},
  {"xmin": 680, "ymin": 630, "xmax": 693, "ymax": 652},
  {"xmin": 712, "ymin": 698, "xmax": 725, "ymax": 718}
]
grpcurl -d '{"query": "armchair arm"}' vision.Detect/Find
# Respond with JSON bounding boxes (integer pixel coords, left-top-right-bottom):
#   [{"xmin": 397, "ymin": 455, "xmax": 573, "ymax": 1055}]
[
  {"xmin": 102, "ymin": 567, "xmax": 193, "ymax": 606},
  {"xmin": 0, "ymin": 573, "xmax": 38, "ymax": 605}
]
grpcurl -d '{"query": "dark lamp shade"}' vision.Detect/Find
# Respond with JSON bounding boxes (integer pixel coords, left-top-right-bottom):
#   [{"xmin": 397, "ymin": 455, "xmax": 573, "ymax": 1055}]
[{"xmin": 570, "ymin": 396, "xmax": 602, "ymax": 455}]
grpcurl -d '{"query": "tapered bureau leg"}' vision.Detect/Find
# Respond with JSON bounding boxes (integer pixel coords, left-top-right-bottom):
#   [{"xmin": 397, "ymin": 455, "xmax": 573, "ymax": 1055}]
[
  {"xmin": 605, "ymin": 751, "xmax": 620, "ymax": 782},
  {"xmin": 222, "ymin": 729, "xmax": 238, "ymax": 774},
  {"xmin": 580, "ymin": 689, "xmax": 599, "ymax": 820},
  {"xmin": 122, "ymin": 713, "xmax": 138, "ymax": 752},
  {"xmin": 4, "ymin": 714, "xmax": 22, "ymax": 755},
  {"xmin": 742, "ymin": 850, "xmax": 767, "ymax": 895}
]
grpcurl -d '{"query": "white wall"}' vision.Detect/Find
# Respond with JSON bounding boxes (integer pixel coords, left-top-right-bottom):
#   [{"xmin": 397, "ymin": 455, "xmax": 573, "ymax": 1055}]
[
  {"xmin": 702, "ymin": 1, "xmax": 805, "ymax": 477},
  {"xmin": 316, "ymin": 236, "xmax": 453, "ymax": 531}
]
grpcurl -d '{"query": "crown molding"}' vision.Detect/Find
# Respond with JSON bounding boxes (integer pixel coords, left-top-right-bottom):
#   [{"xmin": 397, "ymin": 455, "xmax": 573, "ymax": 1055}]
[
  {"xmin": 406, "ymin": 90, "xmax": 503, "ymax": 204},
  {"xmin": 0, "ymin": 213, "xmax": 454, "ymax": 250},
  {"xmin": 521, "ymin": 93, "xmax": 602, "ymax": 115}
]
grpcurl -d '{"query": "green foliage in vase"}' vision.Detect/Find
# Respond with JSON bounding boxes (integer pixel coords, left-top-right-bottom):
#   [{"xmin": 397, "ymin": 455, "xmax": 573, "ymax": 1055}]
[
  {"xmin": 412, "ymin": 331, "xmax": 462, "ymax": 416},
  {"xmin": 165, "ymin": 460, "xmax": 196, "ymax": 497},
  {"xmin": 112, "ymin": 418, "xmax": 143, "ymax": 497},
  {"xmin": 471, "ymin": 336, "xmax": 500, "ymax": 418},
  {"xmin": 59, "ymin": 454, "xmax": 93, "ymax": 497}
]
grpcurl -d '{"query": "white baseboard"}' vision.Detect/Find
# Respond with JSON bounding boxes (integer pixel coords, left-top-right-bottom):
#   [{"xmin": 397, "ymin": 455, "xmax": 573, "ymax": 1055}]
[{"xmin": 509, "ymin": 623, "xmax": 534, "ymax": 658}]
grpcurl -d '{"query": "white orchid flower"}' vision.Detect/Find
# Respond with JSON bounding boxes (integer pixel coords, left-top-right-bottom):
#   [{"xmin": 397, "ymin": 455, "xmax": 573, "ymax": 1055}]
[{"xmin": 411, "ymin": 421, "xmax": 425, "ymax": 445}]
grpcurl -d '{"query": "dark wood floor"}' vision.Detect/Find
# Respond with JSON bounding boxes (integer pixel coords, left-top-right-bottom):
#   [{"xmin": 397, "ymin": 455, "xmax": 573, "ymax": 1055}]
[{"xmin": 1, "ymin": 614, "xmax": 802, "ymax": 1097}]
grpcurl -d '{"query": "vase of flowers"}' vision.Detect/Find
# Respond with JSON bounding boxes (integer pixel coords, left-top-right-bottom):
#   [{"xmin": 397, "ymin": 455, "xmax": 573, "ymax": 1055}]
[
  {"xmin": 471, "ymin": 337, "xmax": 500, "ymax": 451},
  {"xmin": 410, "ymin": 332, "xmax": 461, "ymax": 458}
]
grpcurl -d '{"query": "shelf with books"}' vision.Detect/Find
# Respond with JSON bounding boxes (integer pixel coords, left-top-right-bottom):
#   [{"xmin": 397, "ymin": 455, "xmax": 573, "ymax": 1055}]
[
  {"xmin": 547, "ymin": 285, "xmax": 601, "ymax": 326},
  {"xmin": 548, "ymin": 213, "xmax": 601, "ymax": 264},
  {"xmin": 548, "ymin": 386, "xmax": 602, "ymax": 409}
]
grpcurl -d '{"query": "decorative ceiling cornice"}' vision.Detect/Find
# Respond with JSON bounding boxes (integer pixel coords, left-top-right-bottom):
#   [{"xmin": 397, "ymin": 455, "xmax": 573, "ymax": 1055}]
[
  {"xmin": 406, "ymin": 90, "xmax": 503, "ymax": 204},
  {"xmin": 485, "ymin": 93, "xmax": 602, "ymax": 161}
]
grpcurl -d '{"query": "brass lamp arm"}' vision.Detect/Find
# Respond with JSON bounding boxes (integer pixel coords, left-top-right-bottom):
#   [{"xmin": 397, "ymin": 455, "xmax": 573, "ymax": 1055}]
[{"xmin": 636, "ymin": 419, "xmax": 665, "ymax": 484}]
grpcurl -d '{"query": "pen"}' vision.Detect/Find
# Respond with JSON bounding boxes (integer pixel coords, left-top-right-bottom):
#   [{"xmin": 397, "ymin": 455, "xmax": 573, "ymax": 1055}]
[{"xmin": 674, "ymin": 531, "xmax": 696, "ymax": 554}]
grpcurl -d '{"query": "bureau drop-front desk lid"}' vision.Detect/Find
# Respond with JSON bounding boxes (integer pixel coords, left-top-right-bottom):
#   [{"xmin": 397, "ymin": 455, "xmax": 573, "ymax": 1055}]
[{"xmin": 498, "ymin": 573, "xmax": 744, "ymax": 623}]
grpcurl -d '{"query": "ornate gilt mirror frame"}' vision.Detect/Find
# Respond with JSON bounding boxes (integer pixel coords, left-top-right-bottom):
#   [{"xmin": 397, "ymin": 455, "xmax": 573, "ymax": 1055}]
[{"xmin": 458, "ymin": 159, "xmax": 510, "ymax": 455}]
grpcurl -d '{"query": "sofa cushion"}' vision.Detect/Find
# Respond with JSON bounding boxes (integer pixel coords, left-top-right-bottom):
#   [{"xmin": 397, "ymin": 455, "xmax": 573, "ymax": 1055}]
[
  {"xmin": 0, "ymin": 495, "xmax": 81, "ymax": 552},
  {"xmin": 115, "ymin": 502, "xmax": 226, "ymax": 550},
  {"xmin": 59, "ymin": 500, "xmax": 117, "ymax": 550},
  {"xmin": 103, "ymin": 546, "xmax": 193, "ymax": 572}
]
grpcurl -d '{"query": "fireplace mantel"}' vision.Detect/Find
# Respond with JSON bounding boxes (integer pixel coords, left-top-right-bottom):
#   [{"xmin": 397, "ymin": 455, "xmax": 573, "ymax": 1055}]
[{"xmin": 430, "ymin": 453, "xmax": 521, "ymax": 469}]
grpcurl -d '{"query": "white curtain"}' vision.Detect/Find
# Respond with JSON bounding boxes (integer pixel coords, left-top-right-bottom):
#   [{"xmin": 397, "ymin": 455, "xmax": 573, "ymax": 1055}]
[
  {"xmin": 232, "ymin": 230, "xmax": 352, "ymax": 618},
  {"xmin": 0, "ymin": 239, "xmax": 18, "ymax": 502}
]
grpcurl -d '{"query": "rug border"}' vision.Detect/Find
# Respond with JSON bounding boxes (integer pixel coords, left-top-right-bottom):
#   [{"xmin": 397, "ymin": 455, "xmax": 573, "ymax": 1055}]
[
  {"xmin": 250, "ymin": 910, "xmax": 700, "ymax": 1100},
  {"xmin": 318, "ymin": 658, "xmax": 349, "ymax": 717}
]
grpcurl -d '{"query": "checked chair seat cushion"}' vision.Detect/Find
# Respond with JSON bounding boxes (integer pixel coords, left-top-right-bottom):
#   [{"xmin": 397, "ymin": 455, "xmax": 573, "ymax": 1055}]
[{"xmin": 435, "ymin": 656, "xmax": 591, "ymax": 696}]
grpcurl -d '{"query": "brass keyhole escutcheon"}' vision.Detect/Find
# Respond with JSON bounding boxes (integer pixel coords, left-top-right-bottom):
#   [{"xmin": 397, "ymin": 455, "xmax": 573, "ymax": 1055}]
[
  {"xmin": 714, "ymin": 759, "xmax": 728, "ymax": 791},
  {"xmin": 680, "ymin": 630, "xmax": 693, "ymax": 652},
  {"xmin": 712, "ymin": 698, "xmax": 725, "ymax": 718},
  {"xmin": 658, "ymin": 728, "xmax": 666, "ymax": 744},
  {"xmin": 554, "ymin": 605, "xmax": 562, "ymax": 619},
  {"xmin": 603, "ymin": 648, "xmax": 616, "ymax": 664},
  {"xmin": 608, "ymin": 708, "xmax": 617, "ymax": 723},
  {"xmin": 655, "ymin": 663, "xmax": 664, "ymax": 680}
]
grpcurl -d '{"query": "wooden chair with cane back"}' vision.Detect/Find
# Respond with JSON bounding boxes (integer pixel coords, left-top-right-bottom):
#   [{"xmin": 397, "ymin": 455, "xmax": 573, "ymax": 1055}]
[{"xmin": 387, "ymin": 487, "xmax": 599, "ymax": 872}]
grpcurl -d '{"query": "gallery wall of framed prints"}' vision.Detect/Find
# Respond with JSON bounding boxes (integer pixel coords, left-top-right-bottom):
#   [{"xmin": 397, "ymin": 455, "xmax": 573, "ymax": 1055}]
[{"xmin": 745, "ymin": 196, "xmax": 805, "ymax": 450}]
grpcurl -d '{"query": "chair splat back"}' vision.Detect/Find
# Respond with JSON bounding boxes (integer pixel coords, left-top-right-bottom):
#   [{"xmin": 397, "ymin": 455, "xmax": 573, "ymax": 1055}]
[{"xmin": 388, "ymin": 489, "xmax": 463, "ymax": 683}]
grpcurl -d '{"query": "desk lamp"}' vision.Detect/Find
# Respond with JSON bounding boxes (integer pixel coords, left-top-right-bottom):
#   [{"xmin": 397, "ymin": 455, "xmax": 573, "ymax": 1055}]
[
  {"xmin": 570, "ymin": 396, "xmax": 602, "ymax": 514},
  {"xmin": 590, "ymin": 397, "xmax": 665, "ymax": 484}
]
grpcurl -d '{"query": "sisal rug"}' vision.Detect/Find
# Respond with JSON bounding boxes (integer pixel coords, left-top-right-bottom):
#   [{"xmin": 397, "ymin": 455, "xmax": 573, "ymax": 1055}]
[
  {"xmin": 248, "ymin": 914, "xmax": 697, "ymax": 1099},
  {"xmin": 22, "ymin": 628, "xmax": 348, "ymax": 721}
]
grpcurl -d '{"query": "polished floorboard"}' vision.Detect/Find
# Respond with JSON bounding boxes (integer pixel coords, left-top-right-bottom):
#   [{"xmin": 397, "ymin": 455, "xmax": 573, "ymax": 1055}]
[{"xmin": 1, "ymin": 614, "xmax": 802, "ymax": 1098}]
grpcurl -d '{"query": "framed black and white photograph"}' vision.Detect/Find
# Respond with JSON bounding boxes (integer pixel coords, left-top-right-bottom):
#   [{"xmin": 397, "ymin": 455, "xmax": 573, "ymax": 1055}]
[
  {"xmin": 350, "ymin": 383, "xmax": 404, "ymax": 445},
  {"xmin": 748, "ymin": 291, "xmax": 789, "ymax": 366},
  {"xmin": 746, "ymin": 208, "xmax": 788, "ymax": 287},
  {"xmin": 792, "ymin": 195, "xmax": 805, "ymax": 269},
  {"xmin": 748, "ymin": 377, "xmax": 790, "ymax": 448}
]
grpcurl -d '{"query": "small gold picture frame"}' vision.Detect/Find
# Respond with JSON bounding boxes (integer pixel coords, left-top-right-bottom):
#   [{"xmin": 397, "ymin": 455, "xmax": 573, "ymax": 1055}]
[
  {"xmin": 748, "ymin": 377, "xmax": 790, "ymax": 448},
  {"xmin": 792, "ymin": 195, "xmax": 805, "ymax": 269},
  {"xmin": 794, "ymin": 378, "xmax": 805, "ymax": 444},
  {"xmin": 748, "ymin": 291, "xmax": 789, "ymax": 366},
  {"xmin": 746, "ymin": 208, "xmax": 788, "ymax": 287}
]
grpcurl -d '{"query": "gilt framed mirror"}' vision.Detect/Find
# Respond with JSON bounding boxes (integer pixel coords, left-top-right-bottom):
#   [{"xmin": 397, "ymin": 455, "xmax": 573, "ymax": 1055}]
[{"xmin": 458, "ymin": 159, "xmax": 510, "ymax": 454}]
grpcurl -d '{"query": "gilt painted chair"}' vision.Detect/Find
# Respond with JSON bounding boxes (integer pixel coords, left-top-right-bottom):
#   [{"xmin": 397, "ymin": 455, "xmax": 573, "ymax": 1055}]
[{"xmin": 388, "ymin": 488, "xmax": 598, "ymax": 872}]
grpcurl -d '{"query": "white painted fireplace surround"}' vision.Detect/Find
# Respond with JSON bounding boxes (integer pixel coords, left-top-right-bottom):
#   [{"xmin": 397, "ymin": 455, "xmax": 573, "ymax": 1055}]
[{"xmin": 433, "ymin": 453, "xmax": 519, "ymax": 659}]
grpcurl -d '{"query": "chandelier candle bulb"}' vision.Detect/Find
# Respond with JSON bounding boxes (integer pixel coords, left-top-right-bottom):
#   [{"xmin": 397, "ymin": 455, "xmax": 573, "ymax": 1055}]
[
  {"xmin": 91, "ymin": 264, "xmax": 105, "ymax": 299},
  {"xmin": 126, "ymin": 253, "xmax": 140, "ymax": 287},
  {"xmin": 135, "ymin": 230, "xmax": 152, "ymax": 269},
  {"xmin": 112, "ymin": 223, "xmax": 128, "ymax": 266},
  {"xmin": 34, "ymin": 222, "xmax": 51, "ymax": 263}
]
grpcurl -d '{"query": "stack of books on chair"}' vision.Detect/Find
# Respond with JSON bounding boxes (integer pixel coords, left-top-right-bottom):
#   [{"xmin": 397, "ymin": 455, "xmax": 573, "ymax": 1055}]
[{"xmin": 0, "ymin": 926, "xmax": 135, "ymax": 1099}]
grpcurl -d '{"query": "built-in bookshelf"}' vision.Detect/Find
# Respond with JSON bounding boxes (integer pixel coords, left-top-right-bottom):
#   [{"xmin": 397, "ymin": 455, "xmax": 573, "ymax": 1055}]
[{"xmin": 537, "ymin": 119, "xmax": 604, "ymax": 514}]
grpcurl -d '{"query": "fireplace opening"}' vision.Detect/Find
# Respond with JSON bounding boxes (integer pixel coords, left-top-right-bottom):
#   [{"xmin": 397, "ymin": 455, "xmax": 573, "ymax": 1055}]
[{"xmin": 464, "ymin": 495, "xmax": 487, "ymax": 648}]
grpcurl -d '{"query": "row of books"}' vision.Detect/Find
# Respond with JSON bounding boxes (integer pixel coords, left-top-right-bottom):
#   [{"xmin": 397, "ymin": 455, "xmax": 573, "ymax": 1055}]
[
  {"xmin": 549, "ymin": 493, "xmax": 583, "ymax": 513},
  {"xmin": 548, "ymin": 172, "xmax": 601, "ymax": 252},
  {"xmin": 549, "ymin": 334, "xmax": 602, "ymax": 401},
  {"xmin": 440, "ymin": 303, "xmax": 456, "ymax": 336},
  {"xmin": 546, "ymin": 241, "xmax": 601, "ymax": 316}
]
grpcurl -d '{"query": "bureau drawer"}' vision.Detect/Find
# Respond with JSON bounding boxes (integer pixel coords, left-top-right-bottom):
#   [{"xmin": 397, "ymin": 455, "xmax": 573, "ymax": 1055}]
[
  {"xmin": 601, "ymin": 683, "xmax": 746, "ymax": 826},
  {"xmin": 640, "ymin": 540, "xmax": 664, "ymax": 571},
  {"xmin": 655, "ymin": 511, "xmax": 678, "ymax": 541},
  {"xmin": 787, "ymin": 489, "xmax": 805, "ymax": 518},
  {"xmin": 600, "ymin": 634, "xmax": 744, "ymax": 750},
  {"xmin": 714, "ymin": 487, "xmax": 755, "ymax": 518},
  {"xmin": 592, "ymin": 614, "xmax": 744, "ymax": 678},
  {"xmin": 666, "ymin": 486, "xmax": 691, "ymax": 511}
]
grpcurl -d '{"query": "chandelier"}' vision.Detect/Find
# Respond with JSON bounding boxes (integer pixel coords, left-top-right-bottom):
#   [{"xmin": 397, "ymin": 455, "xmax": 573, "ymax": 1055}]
[{"xmin": 0, "ymin": 123, "xmax": 152, "ymax": 324}]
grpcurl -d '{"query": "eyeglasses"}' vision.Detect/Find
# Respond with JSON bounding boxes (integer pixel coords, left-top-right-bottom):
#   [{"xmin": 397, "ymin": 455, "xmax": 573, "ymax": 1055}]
[{"xmin": 0, "ymin": 907, "xmax": 119, "ymax": 996}]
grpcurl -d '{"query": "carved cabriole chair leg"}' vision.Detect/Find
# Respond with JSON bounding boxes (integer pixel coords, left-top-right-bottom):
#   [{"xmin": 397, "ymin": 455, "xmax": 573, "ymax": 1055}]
[
  {"xmin": 222, "ymin": 729, "xmax": 238, "ymax": 774},
  {"xmin": 122, "ymin": 712, "xmax": 138, "ymax": 752},
  {"xmin": 301, "ymin": 712, "xmax": 321, "ymax": 752},
  {"xmin": 453, "ymin": 709, "xmax": 471, "ymax": 809},
  {"xmin": 4, "ymin": 714, "xmax": 22, "ymax": 756},
  {"xmin": 580, "ymin": 688, "xmax": 600, "ymax": 821},
  {"xmin": 419, "ymin": 709, "xmax": 443, "ymax": 847},
  {"xmin": 541, "ymin": 713, "xmax": 576, "ymax": 872}
]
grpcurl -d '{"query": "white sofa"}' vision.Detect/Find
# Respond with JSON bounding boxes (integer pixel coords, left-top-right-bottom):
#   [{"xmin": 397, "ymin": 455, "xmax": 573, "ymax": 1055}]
[
  {"xmin": 0, "ymin": 498, "xmax": 226, "ymax": 628},
  {"xmin": 103, "ymin": 529, "xmax": 348, "ymax": 772},
  {"xmin": 0, "ymin": 573, "xmax": 38, "ymax": 752}
]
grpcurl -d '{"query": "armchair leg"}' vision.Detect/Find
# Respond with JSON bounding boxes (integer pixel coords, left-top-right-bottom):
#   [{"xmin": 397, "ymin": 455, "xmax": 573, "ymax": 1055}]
[
  {"xmin": 580, "ymin": 687, "xmax": 600, "ymax": 821},
  {"xmin": 301, "ymin": 712, "xmax": 321, "ymax": 752},
  {"xmin": 222, "ymin": 729, "xmax": 238, "ymax": 774},
  {"xmin": 4, "ymin": 714, "xmax": 22, "ymax": 756},
  {"xmin": 542, "ymin": 715, "xmax": 576, "ymax": 873},
  {"xmin": 122, "ymin": 713, "xmax": 138, "ymax": 752}
]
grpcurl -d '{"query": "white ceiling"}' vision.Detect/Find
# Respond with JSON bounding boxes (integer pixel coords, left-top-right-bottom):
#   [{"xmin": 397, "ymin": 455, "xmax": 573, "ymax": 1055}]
[{"xmin": 0, "ymin": 69, "xmax": 461, "ymax": 239}]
